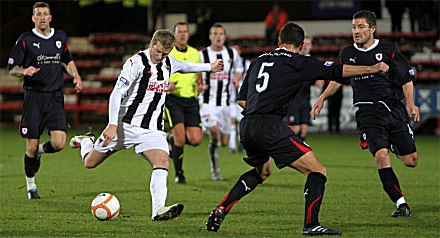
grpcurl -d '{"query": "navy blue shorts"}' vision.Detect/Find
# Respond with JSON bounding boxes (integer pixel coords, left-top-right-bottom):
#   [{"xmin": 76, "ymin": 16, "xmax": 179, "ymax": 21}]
[
  {"xmin": 356, "ymin": 103, "xmax": 416, "ymax": 156},
  {"xmin": 239, "ymin": 114, "xmax": 312, "ymax": 169},
  {"xmin": 20, "ymin": 91, "xmax": 67, "ymax": 138},
  {"xmin": 285, "ymin": 101, "xmax": 312, "ymax": 126}
]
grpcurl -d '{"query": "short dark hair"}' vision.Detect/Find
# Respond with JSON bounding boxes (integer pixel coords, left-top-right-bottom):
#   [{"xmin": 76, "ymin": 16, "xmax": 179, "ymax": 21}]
[
  {"xmin": 33, "ymin": 2, "xmax": 50, "ymax": 15},
  {"xmin": 279, "ymin": 23, "xmax": 305, "ymax": 47},
  {"xmin": 173, "ymin": 22, "xmax": 188, "ymax": 33},
  {"xmin": 353, "ymin": 10, "xmax": 376, "ymax": 27},
  {"xmin": 209, "ymin": 24, "xmax": 226, "ymax": 35}
]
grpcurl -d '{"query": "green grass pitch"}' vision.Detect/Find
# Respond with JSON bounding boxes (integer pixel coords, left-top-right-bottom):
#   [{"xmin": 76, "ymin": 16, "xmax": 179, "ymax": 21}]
[{"xmin": 0, "ymin": 128, "xmax": 439, "ymax": 237}]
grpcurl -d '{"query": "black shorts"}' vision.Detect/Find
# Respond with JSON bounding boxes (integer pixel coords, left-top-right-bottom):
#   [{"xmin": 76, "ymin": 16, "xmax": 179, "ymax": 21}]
[
  {"xmin": 165, "ymin": 94, "xmax": 201, "ymax": 128},
  {"xmin": 356, "ymin": 103, "xmax": 416, "ymax": 156},
  {"xmin": 20, "ymin": 91, "xmax": 67, "ymax": 138},
  {"xmin": 285, "ymin": 101, "xmax": 312, "ymax": 126},
  {"xmin": 239, "ymin": 114, "xmax": 312, "ymax": 169}
]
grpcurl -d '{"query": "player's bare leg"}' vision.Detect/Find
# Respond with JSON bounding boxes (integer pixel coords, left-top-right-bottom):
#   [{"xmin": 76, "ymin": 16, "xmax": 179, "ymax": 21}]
[{"xmin": 207, "ymin": 126, "xmax": 223, "ymax": 180}]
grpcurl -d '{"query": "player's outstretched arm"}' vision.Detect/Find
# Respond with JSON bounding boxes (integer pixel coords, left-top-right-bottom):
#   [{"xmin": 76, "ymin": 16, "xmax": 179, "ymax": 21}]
[
  {"xmin": 211, "ymin": 59, "xmax": 224, "ymax": 73},
  {"xmin": 173, "ymin": 59, "xmax": 223, "ymax": 73},
  {"xmin": 342, "ymin": 62, "xmax": 389, "ymax": 77},
  {"xmin": 311, "ymin": 81, "xmax": 342, "ymax": 120}
]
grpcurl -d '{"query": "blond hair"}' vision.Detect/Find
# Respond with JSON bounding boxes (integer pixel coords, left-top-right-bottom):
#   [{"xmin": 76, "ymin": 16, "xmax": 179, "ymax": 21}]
[{"xmin": 151, "ymin": 30, "xmax": 176, "ymax": 49}]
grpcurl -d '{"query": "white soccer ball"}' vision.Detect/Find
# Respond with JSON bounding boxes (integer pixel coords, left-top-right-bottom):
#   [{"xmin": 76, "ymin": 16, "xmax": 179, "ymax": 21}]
[{"xmin": 91, "ymin": 193, "xmax": 120, "ymax": 221}]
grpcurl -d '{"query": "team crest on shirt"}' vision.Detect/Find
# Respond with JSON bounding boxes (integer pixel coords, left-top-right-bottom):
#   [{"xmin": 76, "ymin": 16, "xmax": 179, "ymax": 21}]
[
  {"xmin": 8, "ymin": 58, "xmax": 14, "ymax": 65},
  {"xmin": 375, "ymin": 53, "xmax": 383, "ymax": 61},
  {"xmin": 22, "ymin": 128, "xmax": 28, "ymax": 135},
  {"xmin": 56, "ymin": 41, "xmax": 62, "ymax": 49}
]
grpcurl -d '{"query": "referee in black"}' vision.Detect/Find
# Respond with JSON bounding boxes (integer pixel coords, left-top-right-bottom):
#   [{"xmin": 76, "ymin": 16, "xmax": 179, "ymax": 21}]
[
  {"xmin": 205, "ymin": 22, "xmax": 389, "ymax": 236},
  {"xmin": 312, "ymin": 10, "xmax": 419, "ymax": 218}
]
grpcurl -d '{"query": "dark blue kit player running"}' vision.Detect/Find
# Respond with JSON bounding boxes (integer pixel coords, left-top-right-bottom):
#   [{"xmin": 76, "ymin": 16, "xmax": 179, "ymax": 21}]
[
  {"xmin": 312, "ymin": 10, "xmax": 419, "ymax": 218},
  {"xmin": 205, "ymin": 22, "xmax": 389, "ymax": 236},
  {"xmin": 7, "ymin": 2, "xmax": 83, "ymax": 199}
]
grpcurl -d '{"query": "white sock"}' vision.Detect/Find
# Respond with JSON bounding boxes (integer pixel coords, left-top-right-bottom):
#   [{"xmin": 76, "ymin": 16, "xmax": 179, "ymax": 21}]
[
  {"xmin": 37, "ymin": 144, "xmax": 45, "ymax": 155},
  {"xmin": 80, "ymin": 139, "xmax": 94, "ymax": 162},
  {"xmin": 229, "ymin": 124, "xmax": 236, "ymax": 150},
  {"xmin": 150, "ymin": 169, "xmax": 168, "ymax": 218},
  {"xmin": 396, "ymin": 197, "xmax": 406, "ymax": 208},
  {"xmin": 26, "ymin": 176, "xmax": 37, "ymax": 191}
]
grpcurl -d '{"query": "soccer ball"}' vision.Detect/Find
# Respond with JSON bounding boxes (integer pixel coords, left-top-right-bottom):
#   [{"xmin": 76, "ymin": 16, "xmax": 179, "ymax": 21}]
[{"xmin": 91, "ymin": 193, "xmax": 120, "ymax": 221}]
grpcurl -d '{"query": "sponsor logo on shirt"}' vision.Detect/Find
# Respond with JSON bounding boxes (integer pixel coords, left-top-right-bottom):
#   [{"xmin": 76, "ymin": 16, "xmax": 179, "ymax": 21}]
[
  {"xmin": 352, "ymin": 74, "xmax": 374, "ymax": 81},
  {"xmin": 210, "ymin": 71, "xmax": 229, "ymax": 80},
  {"xmin": 148, "ymin": 81, "xmax": 168, "ymax": 93},
  {"xmin": 36, "ymin": 53, "xmax": 61, "ymax": 65}
]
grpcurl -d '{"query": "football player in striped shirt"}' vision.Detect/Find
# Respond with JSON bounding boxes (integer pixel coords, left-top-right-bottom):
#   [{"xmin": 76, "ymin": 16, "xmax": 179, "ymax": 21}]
[
  {"xmin": 199, "ymin": 24, "xmax": 244, "ymax": 180},
  {"xmin": 71, "ymin": 29, "xmax": 223, "ymax": 221}
]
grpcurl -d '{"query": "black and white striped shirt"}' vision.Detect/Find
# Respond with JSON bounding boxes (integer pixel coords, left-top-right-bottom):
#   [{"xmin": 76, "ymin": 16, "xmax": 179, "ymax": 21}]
[
  {"xmin": 200, "ymin": 46, "xmax": 243, "ymax": 106},
  {"xmin": 111, "ymin": 48, "xmax": 211, "ymax": 131}
]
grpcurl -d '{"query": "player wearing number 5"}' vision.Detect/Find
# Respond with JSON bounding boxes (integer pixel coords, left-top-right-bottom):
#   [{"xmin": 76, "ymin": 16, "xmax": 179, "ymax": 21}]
[{"xmin": 205, "ymin": 22, "xmax": 389, "ymax": 235}]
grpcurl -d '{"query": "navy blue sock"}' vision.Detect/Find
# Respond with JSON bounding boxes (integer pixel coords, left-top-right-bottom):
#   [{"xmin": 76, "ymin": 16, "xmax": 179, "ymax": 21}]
[
  {"xmin": 219, "ymin": 169, "xmax": 263, "ymax": 214},
  {"xmin": 378, "ymin": 167, "xmax": 403, "ymax": 203},
  {"xmin": 304, "ymin": 172, "xmax": 326, "ymax": 228},
  {"xmin": 42, "ymin": 141, "xmax": 57, "ymax": 153},
  {"xmin": 24, "ymin": 154, "xmax": 41, "ymax": 177}
]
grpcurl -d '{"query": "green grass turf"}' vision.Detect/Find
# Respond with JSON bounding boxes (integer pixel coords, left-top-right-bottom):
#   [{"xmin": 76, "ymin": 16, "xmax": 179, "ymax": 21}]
[{"xmin": 0, "ymin": 128, "xmax": 439, "ymax": 237}]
